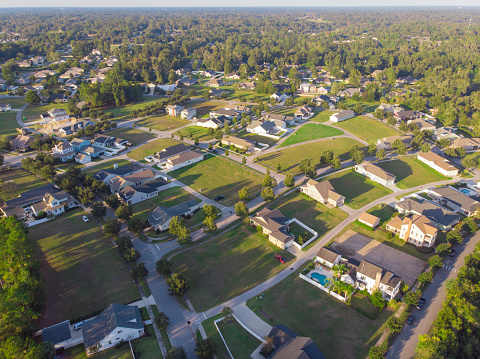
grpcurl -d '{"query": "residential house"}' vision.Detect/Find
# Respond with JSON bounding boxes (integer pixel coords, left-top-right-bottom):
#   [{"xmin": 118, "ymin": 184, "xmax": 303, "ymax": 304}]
[
  {"xmin": 266, "ymin": 325, "xmax": 326, "ymax": 359},
  {"xmin": 165, "ymin": 150, "xmax": 204, "ymax": 170},
  {"xmin": 246, "ymin": 120, "xmax": 284, "ymax": 135},
  {"xmin": 358, "ymin": 212, "xmax": 381, "ymax": 228},
  {"xmin": 300, "ymin": 179, "xmax": 345, "ymax": 207},
  {"xmin": 407, "ymin": 118, "xmax": 435, "ymax": 131},
  {"xmin": 386, "ymin": 215, "xmax": 438, "ymax": 247},
  {"xmin": 176, "ymin": 78, "xmax": 198, "ymax": 86},
  {"xmin": 209, "ymin": 88, "xmax": 226, "ymax": 98},
  {"xmin": 81, "ymin": 146, "xmax": 105, "ymax": 158},
  {"xmin": 117, "ymin": 179, "xmax": 169, "ymax": 205},
  {"xmin": 262, "ymin": 113, "xmax": 295, "ymax": 126},
  {"xmin": 52, "ymin": 142, "xmax": 75, "ymax": 162},
  {"xmin": 152, "ymin": 143, "xmax": 191, "ymax": 165},
  {"xmin": 109, "ymin": 168, "xmax": 155, "ymax": 193},
  {"xmin": 337, "ymin": 88, "xmax": 361, "ymax": 97},
  {"xmin": 449, "ymin": 137, "xmax": 480, "ymax": 151},
  {"xmin": 30, "ymin": 56, "xmax": 45, "ymax": 66},
  {"xmin": 0, "ymin": 184, "xmax": 58, "ymax": 218},
  {"xmin": 355, "ymin": 260, "xmax": 402, "ymax": 300},
  {"xmin": 435, "ymin": 127, "xmax": 461, "ymax": 141},
  {"xmin": 298, "ymin": 83, "xmax": 318, "ymax": 94},
  {"xmin": 417, "ymin": 152, "xmax": 458, "ymax": 177},
  {"xmin": 224, "ymin": 72, "xmax": 240, "ymax": 80},
  {"xmin": 225, "ymin": 104, "xmax": 250, "ymax": 114},
  {"xmin": 210, "ymin": 108, "xmax": 239, "ymax": 120},
  {"xmin": 429, "ymin": 186, "xmax": 480, "ymax": 217},
  {"xmin": 10, "ymin": 135, "xmax": 35, "ymax": 151},
  {"xmin": 75, "ymin": 153, "xmax": 91, "ymax": 165},
  {"xmin": 250, "ymin": 207, "xmax": 294, "ymax": 249},
  {"xmin": 196, "ymin": 116, "xmax": 228, "ymax": 129},
  {"xmin": 294, "ymin": 106, "xmax": 314, "ymax": 120},
  {"xmin": 202, "ymin": 70, "xmax": 216, "ymax": 77},
  {"xmin": 376, "ymin": 135, "xmax": 413, "ymax": 150},
  {"xmin": 205, "ymin": 78, "xmax": 224, "ymax": 87},
  {"xmin": 397, "ymin": 76, "xmax": 418, "ymax": 85},
  {"xmin": 94, "ymin": 164, "xmax": 144, "ymax": 184},
  {"xmin": 371, "ymin": 69, "xmax": 384, "ymax": 77},
  {"xmin": 93, "ymin": 135, "xmax": 127, "ymax": 148},
  {"xmin": 166, "ymin": 105, "xmax": 184, "ymax": 117},
  {"xmin": 238, "ymin": 81, "xmax": 256, "ymax": 90},
  {"xmin": 82, "ymin": 303, "xmax": 144, "ymax": 355},
  {"xmin": 40, "ymin": 93, "xmax": 68, "ymax": 104},
  {"xmin": 376, "ymin": 103, "xmax": 404, "ymax": 114},
  {"xmin": 395, "ymin": 198, "xmax": 461, "ymax": 230},
  {"xmin": 148, "ymin": 199, "xmax": 201, "ymax": 231},
  {"xmin": 312, "ymin": 95, "xmax": 336, "ymax": 107},
  {"xmin": 355, "ymin": 163, "xmax": 396, "ymax": 187},
  {"xmin": 59, "ymin": 67, "xmax": 84, "ymax": 79},
  {"xmin": 315, "ymin": 247, "xmax": 341, "ymax": 268},
  {"xmin": 70, "ymin": 138, "xmax": 91, "ymax": 153},
  {"xmin": 316, "ymin": 87, "xmax": 329, "ymax": 95},
  {"xmin": 16, "ymin": 77, "xmax": 31, "ymax": 86},
  {"xmin": 394, "ymin": 110, "xmax": 421, "ymax": 121},
  {"xmin": 175, "ymin": 68, "xmax": 190, "ymax": 77},
  {"xmin": 18, "ymin": 60, "xmax": 31, "ymax": 68},
  {"xmin": 330, "ymin": 110, "xmax": 354, "ymax": 122},
  {"xmin": 30, "ymin": 191, "xmax": 77, "ymax": 217},
  {"xmin": 221, "ymin": 136, "xmax": 254, "ymax": 152},
  {"xmin": 34, "ymin": 70, "xmax": 56, "ymax": 78},
  {"xmin": 0, "ymin": 104, "xmax": 11, "ymax": 112},
  {"xmin": 40, "ymin": 108, "xmax": 69, "ymax": 122},
  {"xmin": 270, "ymin": 92, "xmax": 291, "ymax": 102},
  {"xmin": 180, "ymin": 108, "xmax": 196, "ymax": 120}
]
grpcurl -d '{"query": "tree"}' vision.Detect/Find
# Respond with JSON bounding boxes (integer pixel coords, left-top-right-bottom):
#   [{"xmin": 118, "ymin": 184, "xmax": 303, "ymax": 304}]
[
  {"xmin": 222, "ymin": 307, "xmax": 234, "ymax": 323},
  {"xmin": 461, "ymin": 156, "xmax": 477, "ymax": 170},
  {"xmin": 369, "ymin": 290, "xmax": 386, "ymax": 310},
  {"xmin": 169, "ymin": 216, "xmax": 184, "ymax": 236},
  {"xmin": 284, "ymin": 173, "xmax": 295, "ymax": 188},
  {"xmin": 124, "ymin": 247, "xmax": 141, "ymax": 263},
  {"xmin": 368, "ymin": 144, "xmax": 377, "ymax": 155},
  {"xmin": 353, "ymin": 103, "xmax": 364, "ymax": 114},
  {"xmin": 446, "ymin": 230, "xmax": 463, "ymax": 245},
  {"xmin": 156, "ymin": 259, "xmax": 173, "ymax": 276},
  {"xmin": 203, "ymin": 216, "xmax": 217, "ymax": 233},
  {"xmin": 242, "ymin": 156, "xmax": 246, "ymax": 165},
  {"xmin": 387, "ymin": 317, "xmax": 403, "ymax": 333},
  {"xmin": 262, "ymin": 169, "xmax": 273, "ymax": 187},
  {"xmin": 166, "ymin": 273, "xmax": 190, "ymax": 296},
  {"xmin": 25, "ymin": 90, "xmax": 40, "ymax": 104},
  {"xmin": 103, "ymin": 217, "xmax": 121, "ymax": 237},
  {"xmin": 235, "ymin": 201, "xmax": 249, "ymax": 218},
  {"xmin": 238, "ymin": 186, "xmax": 249, "ymax": 201},
  {"xmin": 428, "ymin": 255, "xmax": 443, "ymax": 269},
  {"xmin": 403, "ymin": 291, "xmax": 420, "ymax": 306},
  {"xmin": 417, "ymin": 271, "xmax": 434, "ymax": 285},
  {"xmin": 374, "ymin": 109, "xmax": 385, "ymax": 120},
  {"xmin": 127, "ymin": 217, "xmax": 146, "ymax": 235},
  {"xmin": 376, "ymin": 148, "xmax": 386, "ymax": 160},
  {"xmin": 166, "ymin": 347, "xmax": 187, "ymax": 359},
  {"xmin": 132, "ymin": 262, "xmax": 149, "ymax": 278},
  {"xmin": 436, "ymin": 242, "xmax": 451, "ymax": 258},
  {"xmin": 421, "ymin": 142, "xmax": 430, "ymax": 153},
  {"xmin": 115, "ymin": 204, "xmax": 133, "ymax": 221},
  {"xmin": 155, "ymin": 312, "xmax": 170, "ymax": 330},
  {"xmin": 91, "ymin": 201, "xmax": 107, "ymax": 217},
  {"xmin": 352, "ymin": 150, "xmax": 365, "ymax": 164},
  {"xmin": 224, "ymin": 149, "xmax": 229, "ymax": 156},
  {"xmin": 332, "ymin": 263, "xmax": 347, "ymax": 278},
  {"xmin": 105, "ymin": 195, "xmax": 121, "ymax": 210},
  {"xmin": 332, "ymin": 156, "xmax": 342, "ymax": 169},
  {"xmin": 261, "ymin": 187, "xmax": 274, "ymax": 201},
  {"xmin": 177, "ymin": 226, "xmax": 192, "ymax": 247},
  {"xmin": 195, "ymin": 338, "xmax": 217, "ymax": 359},
  {"xmin": 368, "ymin": 346, "xmax": 385, "ymax": 359},
  {"xmin": 203, "ymin": 204, "xmax": 217, "ymax": 218}
]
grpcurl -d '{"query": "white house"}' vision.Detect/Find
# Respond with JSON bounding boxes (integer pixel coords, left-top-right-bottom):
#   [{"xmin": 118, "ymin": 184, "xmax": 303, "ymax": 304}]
[
  {"xmin": 386, "ymin": 215, "xmax": 438, "ymax": 248},
  {"xmin": 52, "ymin": 142, "xmax": 75, "ymax": 162},
  {"xmin": 165, "ymin": 150, "xmax": 204, "ymax": 170},
  {"xmin": 166, "ymin": 105, "xmax": 184, "ymax": 117},
  {"xmin": 300, "ymin": 179, "xmax": 345, "ymax": 207},
  {"xmin": 355, "ymin": 260, "xmax": 402, "ymax": 300},
  {"xmin": 75, "ymin": 153, "xmax": 91, "ymax": 165},
  {"xmin": 417, "ymin": 152, "xmax": 459, "ymax": 177},
  {"xmin": 315, "ymin": 247, "xmax": 341, "ymax": 268},
  {"xmin": 0, "ymin": 104, "xmax": 11, "ymax": 112},
  {"xmin": 270, "ymin": 92, "xmax": 291, "ymax": 102},
  {"xmin": 196, "ymin": 117, "xmax": 227, "ymax": 129},
  {"xmin": 355, "ymin": 163, "xmax": 396, "ymax": 187},
  {"xmin": 330, "ymin": 110, "xmax": 354, "ymax": 122},
  {"xmin": 41, "ymin": 108, "xmax": 69, "ymax": 122},
  {"xmin": 117, "ymin": 179, "xmax": 170, "ymax": 205},
  {"xmin": 294, "ymin": 106, "xmax": 314, "ymax": 120},
  {"xmin": 428, "ymin": 186, "xmax": 480, "ymax": 217},
  {"xmin": 246, "ymin": 120, "xmax": 286, "ymax": 136},
  {"xmin": 30, "ymin": 191, "xmax": 77, "ymax": 217},
  {"xmin": 180, "ymin": 107, "xmax": 196, "ymax": 120}
]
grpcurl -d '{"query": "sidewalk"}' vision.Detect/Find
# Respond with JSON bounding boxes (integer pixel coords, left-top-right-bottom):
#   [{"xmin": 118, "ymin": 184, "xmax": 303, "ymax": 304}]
[{"xmin": 232, "ymin": 302, "xmax": 272, "ymax": 341}]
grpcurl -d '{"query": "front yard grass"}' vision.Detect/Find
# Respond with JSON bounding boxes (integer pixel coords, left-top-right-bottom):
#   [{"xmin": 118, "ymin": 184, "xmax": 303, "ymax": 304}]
[
  {"xmin": 324, "ymin": 170, "xmax": 393, "ymax": 209},
  {"xmin": 0, "ymin": 97, "xmax": 25, "ymax": 108},
  {"xmin": 236, "ymin": 131, "xmax": 279, "ymax": 147},
  {"xmin": 0, "ymin": 111, "xmax": 21, "ymax": 138},
  {"xmin": 340, "ymin": 100, "xmax": 380, "ymax": 113},
  {"xmin": 127, "ymin": 138, "xmax": 181, "ymax": 161},
  {"xmin": 309, "ymin": 110, "xmax": 336, "ymax": 123},
  {"xmin": 105, "ymin": 96, "xmax": 165, "ymax": 121},
  {"xmin": 279, "ymin": 123, "xmax": 344, "ymax": 148},
  {"xmin": 138, "ymin": 114, "xmax": 189, "ymax": 131},
  {"xmin": 217, "ymin": 319, "xmax": 261, "ymax": 358},
  {"xmin": 169, "ymin": 155, "xmax": 263, "ymax": 206},
  {"xmin": 201, "ymin": 314, "xmax": 230, "ymax": 358},
  {"xmin": 0, "ymin": 168, "xmax": 48, "ymax": 201},
  {"xmin": 83, "ymin": 158, "xmax": 132, "ymax": 174},
  {"xmin": 105, "ymin": 128, "xmax": 156, "ymax": 146},
  {"xmin": 183, "ymin": 99, "xmax": 228, "ymax": 117},
  {"xmin": 334, "ymin": 115, "xmax": 398, "ymax": 144},
  {"xmin": 176, "ymin": 125, "xmax": 213, "ymax": 141},
  {"xmin": 171, "ymin": 225, "xmax": 295, "ymax": 312},
  {"xmin": 376, "ymin": 157, "xmax": 450, "ymax": 189},
  {"xmin": 258, "ymin": 137, "xmax": 366, "ymax": 173},
  {"xmin": 31, "ymin": 209, "xmax": 140, "ymax": 328},
  {"xmin": 246, "ymin": 266, "xmax": 394, "ymax": 359},
  {"xmin": 22, "ymin": 103, "xmax": 69, "ymax": 121}
]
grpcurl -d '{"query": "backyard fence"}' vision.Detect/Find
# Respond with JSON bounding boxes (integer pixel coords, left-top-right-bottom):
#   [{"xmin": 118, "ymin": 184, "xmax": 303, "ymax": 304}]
[
  {"xmin": 287, "ymin": 218, "xmax": 318, "ymax": 249},
  {"xmin": 299, "ymin": 273, "xmax": 346, "ymax": 302},
  {"xmin": 214, "ymin": 317, "xmax": 235, "ymax": 359}
]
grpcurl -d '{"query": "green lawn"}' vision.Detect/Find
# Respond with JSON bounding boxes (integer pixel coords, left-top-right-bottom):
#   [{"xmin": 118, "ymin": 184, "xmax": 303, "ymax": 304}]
[
  {"xmin": 226, "ymin": 90, "xmax": 270, "ymax": 103},
  {"xmin": 0, "ymin": 97, "xmax": 25, "ymax": 109},
  {"xmin": 83, "ymin": 158, "xmax": 132, "ymax": 174},
  {"xmin": 236, "ymin": 131, "xmax": 279, "ymax": 147},
  {"xmin": 169, "ymin": 155, "xmax": 263, "ymax": 206},
  {"xmin": 334, "ymin": 116, "xmax": 398, "ymax": 144},
  {"xmin": 128, "ymin": 138, "xmax": 181, "ymax": 161},
  {"xmin": 246, "ymin": 267, "xmax": 394, "ymax": 359},
  {"xmin": 366, "ymin": 203, "xmax": 395, "ymax": 224},
  {"xmin": 325, "ymin": 170, "xmax": 393, "ymax": 209},
  {"xmin": 270, "ymin": 192, "xmax": 348, "ymax": 249},
  {"xmin": 105, "ymin": 96, "xmax": 165, "ymax": 121},
  {"xmin": 217, "ymin": 320, "xmax": 261, "ymax": 358},
  {"xmin": 176, "ymin": 126, "xmax": 213, "ymax": 141},
  {"xmin": 22, "ymin": 103, "xmax": 69, "ymax": 121},
  {"xmin": 171, "ymin": 225, "xmax": 295, "ymax": 311},
  {"xmin": 340, "ymin": 100, "xmax": 380, "ymax": 113},
  {"xmin": 309, "ymin": 110, "xmax": 337, "ymax": 123},
  {"xmin": 279, "ymin": 123, "xmax": 344, "ymax": 148},
  {"xmin": 31, "ymin": 209, "xmax": 140, "ymax": 328},
  {"xmin": 258, "ymin": 137, "xmax": 366, "ymax": 173},
  {"xmin": 132, "ymin": 325, "xmax": 162, "ymax": 359},
  {"xmin": 63, "ymin": 344, "xmax": 132, "ymax": 359},
  {"xmin": 202, "ymin": 314, "xmax": 231, "ymax": 358},
  {"xmin": 138, "ymin": 114, "xmax": 189, "ymax": 132},
  {"xmin": 105, "ymin": 128, "xmax": 156, "ymax": 146},
  {"xmin": 376, "ymin": 158, "xmax": 450, "ymax": 189},
  {"xmin": 0, "ymin": 168, "xmax": 48, "ymax": 201},
  {"xmin": 184, "ymin": 99, "xmax": 228, "ymax": 117},
  {"xmin": 0, "ymin": 111, "xmax": 20, "ymax": 138}
]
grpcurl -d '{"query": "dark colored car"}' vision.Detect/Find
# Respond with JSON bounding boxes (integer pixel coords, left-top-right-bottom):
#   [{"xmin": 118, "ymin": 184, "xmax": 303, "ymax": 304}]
[
  {"xmin": 274, "ymin": 254, "xmax": 286, "ymax": 264},
  {"xmin": 416, "ymin": 298, "xmax": 426, "ymax": 310},
  {"xmin": 449, "ymin": 249, "xmax": 457, "ymax": 258},
  {"xmin": 406, "ymin": 315, "xmax": 415, "ymax": 325},
  {"xmin": 214, "ymin": 195, "xmax": 224, "ymax": 201}
]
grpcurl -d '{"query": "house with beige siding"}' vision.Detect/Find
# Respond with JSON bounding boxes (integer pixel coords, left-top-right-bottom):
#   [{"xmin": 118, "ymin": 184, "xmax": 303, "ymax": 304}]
[
  {"xmin": 300, "ymin": 179, "xmax": 344, "ymax": 207},
  {"xmin": 355, "ymin": 163, "xmax": 396, "ymax": 187},
  {"xmin": 386, "ymin": 215, "xmax": 438, "ymax": 247},
  {"xmin": 417, "ymin": 152, "xmax": 458, "ymax": 177},
  {"xmin": 250, "ymin": 208, "xmax": 294, "ymax": 249}
]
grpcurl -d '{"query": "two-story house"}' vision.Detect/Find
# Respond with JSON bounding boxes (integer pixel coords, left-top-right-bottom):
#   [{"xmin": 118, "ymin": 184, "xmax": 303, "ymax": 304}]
[
  {"xmin": 52, "ymin": 142, "xmax": 75, "ymax": 162},
  {"xmin": 386, "ymin": 214, "xmax": 438, "ymax": 247},
  {"xmin": 300, "ymin": 179, "xmax": 345, "ymax": 207}
]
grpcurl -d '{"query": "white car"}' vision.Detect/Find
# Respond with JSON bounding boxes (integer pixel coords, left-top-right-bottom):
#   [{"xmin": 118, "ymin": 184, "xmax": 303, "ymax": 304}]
[
  {"xmin": 82, "ymin": 215, "xmax": 89, "ymax": 223},
  {"xmin": 73, "ymin": 321, "xmax": 85, "ymax": 331}
]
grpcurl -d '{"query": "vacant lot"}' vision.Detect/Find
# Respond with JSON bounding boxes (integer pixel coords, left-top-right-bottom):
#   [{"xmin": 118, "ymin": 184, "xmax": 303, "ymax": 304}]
[
  {"xmin": 341, "ymin": 100, "xmax": 380, "ymax": 113},
  {"xmin": 325, "ymin": 170, "xmax": 393, "ymax": 209},
  {"xmin": 32, "ymin": 209, "xmax": 140, "ymax": 327},
  {"xmin": 279, "ymin": 123, "xmax": 343, "ymax": 148},
  {"xmin": 236, "ymin": 131, "xmax": 279, "ymax": 147},
  {"xmin": 376, "ymin": 157, "xmax": 450, "ymax": 189},
  {"xmin": 176, "ymin": 125, "xmax": 213, "ymax": 141},
  {"xmin": 83, "ymin": 158, "xmax": 131, "ymax": 174},
  {"xmin": 169, "ymin": 155, "xmax": 263, "ymax": 206},
  {"xmin": 309, "ymin": 110, "xmax": 337, "ymax": 123},
  {"xmin": 105, "ymin": 96, "xmax": 164, "ymax": 121},
  {"xmin": 172, "ymin": 225, "xmax": 295, "ymax": 311},
  {"xmin": 128, "ymin": 138, "xmax": 181, "ymax": 161},
  {"xmin": 246, "ymin": 266, "xmax": 394, "ymax": 359},
  {"xmin": 0, "ymin": 168, "xmax": 48, "ymax": 201},
  {"xmin": 184, "ymin": 99, "xmax": 228, "ymax": 117},
  {"xmin": 335, "ymin": 116, "xmax": 398, "ymax": 144},
  {"xmin": 22, "ymin": 103, "xmax": 69, "ymax": 121},
  {"xmin": 270, "ymin": 192, "xmax": 348, "ymax": 248},
  {"xmin": 105, "ymin": 128, "xmax": 156, "ymax": 146},
  {"xmin": 138, "ymin": 114, "xmax": 188, "ymax": 131},
  {"xmin": 0, "ymin": 97, "xmax": 25, "ymax": 109},
  {"xmin": 0, "ymin": 111, "xmax": 20, "ymax": 138},
  {"xmin": 258, "ymin": 137, "xmax": 365, "ymax": 173}
]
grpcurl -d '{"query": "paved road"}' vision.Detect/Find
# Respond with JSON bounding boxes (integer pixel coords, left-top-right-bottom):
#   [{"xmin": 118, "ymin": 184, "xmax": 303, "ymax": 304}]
[{"xmin": 386, "ymin": 232, "xmax": 480, "ymax": 359}]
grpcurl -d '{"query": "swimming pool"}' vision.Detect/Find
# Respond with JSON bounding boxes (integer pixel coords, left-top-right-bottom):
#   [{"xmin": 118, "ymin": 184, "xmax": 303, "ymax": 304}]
[
  {"xmin": 461, "ymin": 189, "xmax": 471, "ymax": 195},
  {"xmin": 310, "ymin": 272, "xmax": 328, "ymax": 286}
]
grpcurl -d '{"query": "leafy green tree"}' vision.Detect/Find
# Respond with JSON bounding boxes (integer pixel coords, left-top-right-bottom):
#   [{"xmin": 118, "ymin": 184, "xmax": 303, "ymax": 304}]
[
  {"xmin": 387, "ymin": 317, "xmax": 403, "ymax": 333},
  {"xmin": 374, "ymin": 109, "xmax": 385, "ymax": 120},
  {"xmin": 203, "ymin": 204, "xmax": 217, "ymax": 218},
  {"xmin": 103, "ymin": 217, "xmax": 121, "ymax": 237},
  {"xmin": 242, "ymin": 156, "xmax": 246, "ymax": 165},
  {"xmin": 369, "ymin": 290, "xmax": 386, "ymax": 310},
  {"xmin": 235, "ymin": 201, "xmax": 249, "ymax": 218},
  {"xmin": 177, "ymin": 226, "xmax": 192, "ymax": 247},
  {"xmin": 421, "ymin": 142, "xmax": 430, "ymax": 153},
  {"xmin": 403, "ymin": 291, "xmax": 420, "ymax": 306},
  {"xmin": 332, "ymin": 156, "xmax": 342, "ymax": 169},
  {"xmin": 238, "ymin": 186, "xmax": 249, "ymax": 201},
  {"xmin": 156, "ymin": 312, "xmax": 170, "ymax": 330},
  {"xmin": 418, "ymin": 271, "xmax": 434, "ymax": 285},
  {"xmin": 284, "ymin": 173, "xmax": 295, "ymax": 188},
  {"xmin": 428, "ymin": 255, "xmax": 443, "ymax": 269},
  {"xmin": 368, "ymin": 144, "xmax": 377, "ymax": 155},
  {"xmin": 368, "ymin": 346, "xmax": 385, "ymax": 359},
  {"xmin": 376, "ymin": 148, "xmax": 386, "ymax": 160},
  {"xmin": 436, "ymin": 242, "xmax": 451, "ymax": 258},
  {"xmin": 352, "ymin": 150, "xmax": 365, "ymax": 164},
  {"xmin": 156, "ymin": 259, "xmax": 173, "ymax": 276},
  {"xmin": 446, "ymin": 230, "xmax": 463, "ymax": 245},
  {"xmin": 132, "ymin": 262, "xmax": 149, "ymax": 278},
  {"xmin": 127, "ymin": 217, "xmax": 146, "ymax": 235},
  {"xmin": 263, "ymin": 169, "xmax": 273, "ymax": 187},
  {"xmin": 115, "ymin": 204, "xmax": 133, "ymax": 221},
  {"xmin": 261, "ymin": 187, "xmax": 274, "ymax": 201},
  {"xmin": 222, "ymin": 307, "xmax": 234, "ymax": 323},
  {"xmin": 25, "ymin": 90, "xmax": 40, "ymax": 104},
  {"xmin": 169, "ymin": 216, "xmax": 184, "ymax": 236},
  {"xmin": 203, "ymin": 216, "xmax": 217, "ymax": 233},
  {"xmin": 124, "ymin": 247, "xmax": 141, "ymax": 263},
  {"xmin": 91, "ymin": 201, "xmax": 107, "ymax": 217},
  {"xmin": 166, "ymin": 347, "xmax": 187, "ymax": 359},
  {"xmin": 195, "ymin": 338, "xmax": 217, "ymax": 359},
  {"xmin": 166, "ymin": 273, "xmax": 190, "ymax": 296},
  {"xmin": 105, "ymin": 195, "xmax": 121, "ymax": 210}
]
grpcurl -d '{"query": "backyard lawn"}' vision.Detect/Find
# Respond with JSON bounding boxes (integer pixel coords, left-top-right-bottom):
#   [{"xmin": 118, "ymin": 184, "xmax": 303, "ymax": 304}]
[
  {"xmin": 138, "ymin": 114, "xmax": 189, "ymax": 131},
  {"xmin": 309, "ymin": 110, "xmax": 336, "ymax": 123},
  {"xmin": 258, "ymin": 137, "xmax": 365, "ymax": 173},
  {"xmin": 0, "ymin": 97, "xmax": 25, "ymax": 108},
  {"xmin": 183, "ymin": 99, "xmax": 228, "ymax": 117},
  {"xmin": 169, "ymin": 155, "xmax": 263, "ymax": 206},
  {"xmin": 325, "ymin": 170, "xmax": 393, "ymax": 209},
  {"xmin": 0, "ymin": 111, "xmax": 21, "ymax": 138},
  {"xmin": 334, "ymin": 116, "xmax": 398, "ymax": 144},
  {"xmin": 0, "ymin": 168, "xmax": 48, "ymax": 201},
  {"xmin": 176, "ymin": 125, "xmax": 213, "ymax": 141},
  {"xmin": 279, "ymin": 123, "xmax": 343, "ymax": 147},
  {"xmin": 83, "ymin": 158, "xmax": 131, "ymax": 174},
  {"xmin": 128, "ymin": 138, "xmax": 181, "ymax": 161},
  {"xmin": 246, "ymin": 267, "xmax": 394, "ymax": 359},
  {"xmin": 105, "ymin": 128, "xmax": 156, "ymax": 146},
  {"xmin": 217, "ymin": 319, "xmax": 261, "ymax": 358},
  {"xmin": 31, "ymin": 209, "xmax": 140, "ymax": 327},
  {"xmin": 376, "ymin": 157, "xmax": 450, "ymax": 189},
  {"xmin": 236, "ymin": 131, "xmax": 279, "ymax": 147},
  {"xmin": 105, "ymin": 96, "xmax": 164, "ymax": 121},
  {"xmin": 22, "ymin": 103, "xmax": 69, "ymax": 122},
  {"xmin": 171, "ymin": 225, "xmax": 295, "ymax": 311},
  {"xmin": 63, "ymin": 344, "xmax": 132, "ymax": 359}
]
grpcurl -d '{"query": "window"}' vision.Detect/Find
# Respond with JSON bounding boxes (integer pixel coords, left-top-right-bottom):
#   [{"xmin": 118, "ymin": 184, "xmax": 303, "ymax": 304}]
[{"xmin": 118, "ymin": 330, "xmax": 122, "ymax": 334}]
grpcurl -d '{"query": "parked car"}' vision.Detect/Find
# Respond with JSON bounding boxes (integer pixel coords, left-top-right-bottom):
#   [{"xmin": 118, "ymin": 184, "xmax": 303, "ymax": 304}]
[
  {"xmin": 416, "ymin": 298, "xmax": 426, "ymax": 310},
  {"xmin": 82, "ymin": 215, "xmax": 89, "ymax": 223},
  {"xmin": 449, "ymin": 249, "xmax": 457, "ymax": 257},
  {"xmin": 214, "ymin": 195, "xmax": 224, "ymax": 201},
  {"xmin": 274, "ymin": 254, "xmax": 286, "ymax": 264},
  {"xmin": 73, "ymin": 321, "xmax": 85, "ymax": 331},
  {"xmin": 406, "ymin": 315, "xmax": 415, "ymax": 325}
]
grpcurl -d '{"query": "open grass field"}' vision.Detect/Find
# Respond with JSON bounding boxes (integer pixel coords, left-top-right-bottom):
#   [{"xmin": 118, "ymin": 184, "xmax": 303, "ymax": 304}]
[
  {"xmin": 169, "ymin": 155, "xmax": 263, "ymax": 206},
  {"xmin": 258, "ymin": 137, "xmax": 365, "ymax": 173},
  {"xmin": 83, "ymin": 158, "xmax": 131, "ymax": 174},
  {"xmin": 184, "ymin": 99, "xmax": 228, "ymax": 117},
  {"xmin": 0, "ymin": 168, "xmax": 48, "ymax": 201},
  {"xmin": 217, "ymin": 319, "xmax": 261, "ymax": 358},
  {"xmin": 105, "ymin": 96, "xmax": 164, "ymax": 121},
  {"xmin": 325, "ymin": 170, "xmax": 393, "ymax": 209},
  {"xmin": 0, "ymin": 97, "xmax": 25, "ymax": 108},
  {"xmin": 334, "ymin": 116, "xmax": 398, "ymax": 144},
  {"xmin": 171, "ymin": 225, "xmax": 295, "ymax": 311},
  {"xmin": 376, "ymin": 157, "xmax": 450, "ymax": 189},
  {"xmin": 236, "ymin": 131, "xmax": 279, "ymax": 147},
  {"xmin": 31, "ymin": 209, "xmax": 140, "ymax": 327},
  {"xmin": 0, "ymin": 111, "xmax": 20, "ymax": 138},
  {"xmin": 104, "ymin": 128, "xmax": 156, "ymax": 146},
  {"xmin": 340, "ymin": 100, "xmax": 380, "ymax": 113},
  {"xmin": 138, "ymin": 114, "xmax": 189, "ymax": 132},
  {"xmin": 269, "ymin": 106, "xmax": 298, "ymax": 117},
  {"xmin": 22, "ymin": 103, "xmax": 68, "ymax": 121},
  {"xmin": 279, "ymin": 123, "xmax": 344, "ymax": 148},
  {"xmin": 309, "ymin": 110, "xmax": 337, "ymax": 123},
  {"xmin": 270, "ymin": 192, "xmax": 348, "ymax": 248},
  {"xmin": 246, "ymin": 267, "xmax": 394, "ymax": 359},
  {"xmin": 127, "ymin": 138, "xmax": 180, "ymax": 161},
  {"xmin": 225, "ymin": 89, "xmax": 270, "ymax": 103},
  {"xmin": 176, "ymin": 125, "xmax": 213, "ymax": 141}
]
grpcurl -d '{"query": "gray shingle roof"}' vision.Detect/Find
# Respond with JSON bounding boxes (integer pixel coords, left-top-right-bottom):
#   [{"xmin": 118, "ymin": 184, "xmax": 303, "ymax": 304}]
[
  {"xmin": 41, "ymin": 320, "xmax": 71, "ymax": 345},
  {"xmin": 396, "ymin": 198, "xmax": 461, "ymax": 227},
  {"xmin": 148, "ymin": 199, "xmax": 199, "ymax": 227}
]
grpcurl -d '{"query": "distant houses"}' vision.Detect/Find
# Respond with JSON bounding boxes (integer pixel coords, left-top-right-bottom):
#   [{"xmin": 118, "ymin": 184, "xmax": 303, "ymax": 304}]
[
  {"xmin": 376, "ymin": 135, "xmax": 413, "ymax": 150},
  {"xmin": 166, "ymin": 105, "xmax": 184, "ymax": 117}
]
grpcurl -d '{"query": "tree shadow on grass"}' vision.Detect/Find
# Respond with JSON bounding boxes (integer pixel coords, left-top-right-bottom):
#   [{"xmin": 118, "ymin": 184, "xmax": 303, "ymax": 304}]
[{"xmin": 377, "ymin": 160, "xmax": 413, "ymax": 182}]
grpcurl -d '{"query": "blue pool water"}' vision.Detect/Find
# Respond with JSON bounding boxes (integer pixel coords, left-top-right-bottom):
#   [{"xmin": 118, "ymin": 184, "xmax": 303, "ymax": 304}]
[
  {"xmin": 310, "ymin": 272, "xmax": 328, "ymax": 286},
  {"xmin": 461, "ymin": 189, "xmax": 470, "ymax": 195}
]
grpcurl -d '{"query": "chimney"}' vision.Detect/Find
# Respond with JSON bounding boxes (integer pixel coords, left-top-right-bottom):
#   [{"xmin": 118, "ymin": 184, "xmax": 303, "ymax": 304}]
[
  {"xmin": 374, "ymin": 272, "xmax": 382, "ymax": 291},
  {"xmin": 114, "ymin": 163, "xmax": 118, "ymax": 169}
]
